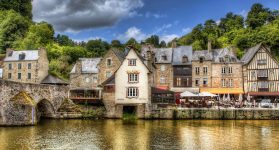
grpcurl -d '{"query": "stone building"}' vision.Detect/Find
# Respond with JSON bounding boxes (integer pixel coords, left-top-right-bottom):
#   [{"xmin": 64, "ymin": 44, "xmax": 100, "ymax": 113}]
[
  {"xmin": 241, "ymin": 43, "xmax": 279, "ymax": 102},
  {"xmin": 200, "ymin": 48, "xmax": 244, "ymax": 98},
  {"xmin": 2, "ymin": 48, "xmax": 49, "ymax": 84},
  {"xmin": 98, "ymin": 48, "xmax": 125, "ymax": 84},
  {"xmin": 69, "ymin": 58, "xmax": 102, "ymax": 104},
  {"xmin": 0, "ymin": 55, "xmax": 4, "ymax": 78}
]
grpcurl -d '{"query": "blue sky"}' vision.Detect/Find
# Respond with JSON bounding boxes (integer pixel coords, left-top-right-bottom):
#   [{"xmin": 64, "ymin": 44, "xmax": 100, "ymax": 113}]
[{"xmin": 33, "ymin": 0, "xmax": 279, "ymax": 43}]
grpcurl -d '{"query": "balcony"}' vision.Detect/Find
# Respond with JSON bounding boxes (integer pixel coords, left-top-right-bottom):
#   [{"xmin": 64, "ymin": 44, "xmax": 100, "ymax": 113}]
[{"xmin": 70, "ymin": 89, "xmax": 102, "ymax": 104}]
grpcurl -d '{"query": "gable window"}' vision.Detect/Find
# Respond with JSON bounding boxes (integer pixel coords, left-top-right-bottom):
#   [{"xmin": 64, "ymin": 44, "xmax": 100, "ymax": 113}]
[
  {"xmin": 199, "ymin": 57, "xmax": 204, "ymax": 63},
  {"xmin": 162, "ymin": 55, "xmax": 167, "ymax": 61},
  {"xmin": 195, "ymin": 67, "xmax": 200, "ymax": 75},
  {"xmin": 128, "ymin": 59, "xmax": 136, "ymax": 66},
  {"xmin": 257, "ymin": 59, "xmax": 267, "ymax": 65},
  {"xmin": 182, "ymin": 56, "xmax": 188, "ymax": 63},
  {"xmin": 221, "ymin": 79, "xmax": 226, "ymax": 87},
  {"xmin": 28, "ymin": 73, "xmax": 31, "ymax": 80},
  {"xmin": 28, "ymin": 63, "xmax": 31, "ymax": 69},
  {"xmin": 18, "ymin": 73, "xmax": 21, "ymax": 79},
  {"xmin": 8, "ymin": 73, "xmax": 12, "ymax": 79},
  {"xmin": 127, "ymin": 87, "xmax": 138, "ymax": 98},
  {"xmin": 128, "ymin": 73, "xmax": 139, "ymax": 83},
  {"xmin": 18, "ymin": 63, "xmax": 22, "ymax": 70},
  {"xmin": 8, "ymin": 64, "xmax": 12, "ymax": 70},
  {"xmin": 107, "ymin": 59, "xmax": 112, "ymax": 67},
  {"xmin": 203, "ymin": 67, "xmax": 208, "ymax": 75}
]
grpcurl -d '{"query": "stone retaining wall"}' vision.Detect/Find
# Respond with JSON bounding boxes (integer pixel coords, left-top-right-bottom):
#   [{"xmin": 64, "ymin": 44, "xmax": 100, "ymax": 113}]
[{"xmin": 148, "ymin": 108, "xmax": 279, "ymax": 120}]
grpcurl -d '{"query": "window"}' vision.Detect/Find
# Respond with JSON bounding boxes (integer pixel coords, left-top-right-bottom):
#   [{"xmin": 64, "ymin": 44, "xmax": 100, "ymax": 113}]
[
  {"xmin": 221, "ymin": 79, "xmax": 226, "ymax": 87},
  {"xmin": 224, "ymin": 56, "xmax": 230, "ymax": 62},
  {"xmin": 93, "ymin": 75, "xmax": 98, "ymax": 84},
  {"xmin": 107, "ymin": 59, "xmax": 112, "ymax": 67},
  {"xmin": 257, "ymin": 59, "xmax": 267, "ymax": 65},
  {"xmin": 195, "ymin": 78, "xmax": 199, "ymax": 86},
  {"xmin": 8, "ymin": 64, "xmax": 12, "ymax": 70},
  {"xmin": 195, "ymin": 67, "xmax": 200, "ymax": 75},
  {"xmin": 229, "ymin": 79, "xmax": 233, "ymax": 87},
  {"xmin": 8, "ymin": 73, "xmax": 12, "ymax": 79},
  {"xmin": 28, "ymin": 73, "xmax": 31, "ymax": 79},
  {"xmin": 128, "ymin": 59, "xmax": 136, "ymax": 66},
  {"xmin": 228, "ymin": 67, "xmax": 233, "ymax": 74},
  {"xmin": 18, "ymin": 73, "xmax": 21, "ymax": 79},
  {"xmin": 162, "ymin": 55, "xmax": 167, "ymax": 61},
  {"xmin": 221, "ymin": 67, "xmax": 226, "ymax": 74},
  {"xmin": 18, "ymin": 63, "xmax": 22, "ymax": 70},
  {"xmin": 160, "ymin": 65, "xmax": 166, "ymax": 71},
  {"xmin": 251, "ymin": 71, "xmax": 256, "ymax": 78},
  {"xmin": 127, "ymin": 87, "xmax": 138, "ymax": 97},
  {"xmin": 203, "ymin": 78, "xmax": 208, "ymax": 85},
  {"xmin": 128, "ymin": 73, "xmax": 139, "ymax": 83},
  {"xmin": 176, "ymin": 78, "xmax": 181, "ymax": 86},
  {"xmin": 160, "ymin": 76, "xmax": 166, "ymax": 84},
  {"xmin": 18, "ymin": 53, "xmax": 26, "ymax": 60},
  {"xmin": 199, "ymin": 57, "xmax": 204, "ymax": 63},
  {"xmin": 106, "ymin": 71, "xmax": 112, "ymax": 78},
  {"xmin": 85, "ymin": 77, "xmax": 90, "ymax": 83},
  {"xmin": 259, "ymin": 82, "xmax": 268, "ymax": 88},
  {"xmin": 257, "ymin": 70, "xmax": 268, "ymax": 77},
  {"xmin": 182, "ymin": 56, "xmax": 188, "ymax": 63},
  {"xmin": 203, "ymin": 67, "xmax": 208, "ymax": 75},
  {"xmin": 28, "ymin": 63, "xmax": 31, "ymax": 69}
]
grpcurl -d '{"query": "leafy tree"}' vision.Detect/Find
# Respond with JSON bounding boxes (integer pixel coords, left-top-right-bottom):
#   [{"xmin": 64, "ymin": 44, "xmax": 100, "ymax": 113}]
[
  {"xmin": 125, "ymin": 38, "xmax": 141, "ymax": 51},
  {"xmin": 159, "ymin": 40, "xmax": 167, "ymax": 48},
  {"xmin": 145, "ymin": 35, "xmax": 160, "ymax": 48},
  {"xmin": 111, "ymin": 40, "xmax": 123, "ymax": 49},
  {"xmin": 246, "ymin": 3, "xmax": 273, "ymax": 29},
  {"xmin": 86, "ymin": 39, "xmax": 110, "ymax": 57},
  {"xmin": 0, "ymin": 10, "xmax": 30, "ymax": 53},
  {"xmin": 0, "ymin": 0, "xmax": 32, "ymax": 19},
  {"xmin": 62, "ymin": 46, "xmax": 88, "ymax": 63},
  {"xmin": 219, "ymin": 12, "xmax": 244, "ymax": 33},
  {"xmin": 15, "ymin": 22, "xmax": 55, "ymax": 50},
  {"xmin": 55, "ymin": 34, "xmax": 75, "ymax": 46}
]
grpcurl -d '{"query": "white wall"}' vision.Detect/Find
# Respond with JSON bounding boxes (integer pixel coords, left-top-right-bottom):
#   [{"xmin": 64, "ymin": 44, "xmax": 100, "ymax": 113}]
[
  {"xmin": 115, "ymin": 49, "xmax": 149, "ymax": 104},
  {"xmin": 0, "ymin": 68, "xmax": 2, "ymax": 78}
]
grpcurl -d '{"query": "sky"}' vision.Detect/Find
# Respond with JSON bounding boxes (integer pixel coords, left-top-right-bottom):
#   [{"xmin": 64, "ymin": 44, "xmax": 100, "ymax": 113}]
[{"xmin": 32, "ymin": 0, "xmax": 279, "ymax": 43}]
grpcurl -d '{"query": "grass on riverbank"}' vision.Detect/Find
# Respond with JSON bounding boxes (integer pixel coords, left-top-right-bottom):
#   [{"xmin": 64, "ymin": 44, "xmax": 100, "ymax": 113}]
[
  {"xmin": 122, "ymin": 113, "xmax": 137, "ymax": 121},
  {"xmin": 81, "ymin": 107, "xmax": 105, "ymax": 119}
]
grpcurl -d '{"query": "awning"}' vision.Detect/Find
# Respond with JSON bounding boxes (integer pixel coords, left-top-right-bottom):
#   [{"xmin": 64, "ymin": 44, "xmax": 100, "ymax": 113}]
[
  {"xmin": 198, "ymin": 92, "xmax": 217, "ymax": 97},
  {"xmin": 248, "ymin": 92, "xmax": 279, "ymax": 96},
  {"xmin": 180, "ymin": 91, "xmax": 197, "ymax": 97},
  {"xmin": 200, "ymin": 88, "xmax": 244, "ymax": 94},
  {"xmin": 157, "ymin": 86, "xmax": 169, "ymax": 90}
]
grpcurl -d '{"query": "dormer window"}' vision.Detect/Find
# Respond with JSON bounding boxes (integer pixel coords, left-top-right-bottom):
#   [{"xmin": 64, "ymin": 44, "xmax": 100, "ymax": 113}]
[
  {"xmin": 182, "ymin": 56, "xmax": 188, "ymax": 63},
  {"xmin": 154, "ymin": 57, "xmax": 157, "ymax": 62},
  {"xmin": 224, "ymin": 56, "xmax": 230, "ymax": 62},
  {"xmin": 19, "ymin": 53, "xmax": 26, "ymax": 60},
  {"xmin": 8, "ymin": 51, "xmax": 13, "ymax": 57},
  {"xmin": 162, "ymin": 55, "xmax": 167, "ymax": 61},
  {"xmin": 199, "ymin": 57, "xmax": 204, "ymax": 63}
]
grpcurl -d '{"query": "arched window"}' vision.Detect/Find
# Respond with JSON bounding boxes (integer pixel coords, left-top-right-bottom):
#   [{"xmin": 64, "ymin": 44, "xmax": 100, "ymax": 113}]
[{"xmin": 182, "ymin": 56, "xmax": 188, "ymax": 63}]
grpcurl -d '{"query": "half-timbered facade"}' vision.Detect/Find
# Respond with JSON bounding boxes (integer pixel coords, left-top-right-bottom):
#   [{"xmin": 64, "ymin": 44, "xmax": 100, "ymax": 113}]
[{"xmin": 242, "ymin": 44, "xmax": 279, "ymax": 101}]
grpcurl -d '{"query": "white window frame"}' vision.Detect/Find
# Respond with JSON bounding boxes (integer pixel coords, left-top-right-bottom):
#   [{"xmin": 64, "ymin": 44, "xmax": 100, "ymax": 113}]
[
  {"xmin": 229, "ymin": 79, "xmax": 233, "ymax": 87},
  {"xmin": 195, "ymin": 67, "xmax": 200, "ymax": 75},
  {"xmin": 203, "ymin": 67, "xmax": 208, "ymax": 75},
  {"xmin": 128, "ymin": 59, "xmax": 137, "ymax": 66},
  {"xmin": 128, "ymin": 73, "xmax": 139, "ymax": 83},
  {"xmin": 222, "ymin": 79, "xmax": 226, "ymax": 87},
  {"xmin": 127, "ymin": 87, "xmax": 138, "ymax": 98}
]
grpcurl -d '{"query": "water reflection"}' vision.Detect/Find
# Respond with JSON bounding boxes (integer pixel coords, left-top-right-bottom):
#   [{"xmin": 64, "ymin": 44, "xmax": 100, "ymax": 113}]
[{"xmin": 0, "ymin": 120, "xmax": 279, "ymax": 149}]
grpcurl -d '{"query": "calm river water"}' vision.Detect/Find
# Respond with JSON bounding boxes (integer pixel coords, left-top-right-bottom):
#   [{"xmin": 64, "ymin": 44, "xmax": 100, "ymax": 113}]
[{"xmin": 0, "ymin": 119, "xmax": 279, "ymax": 150}]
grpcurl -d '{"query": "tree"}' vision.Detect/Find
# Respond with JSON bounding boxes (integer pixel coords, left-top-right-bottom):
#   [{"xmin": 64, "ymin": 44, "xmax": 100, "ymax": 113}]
[
  {"xmin": 246, "ymin": 3, "xmax": 273, "ymax": 29},
  {"xmin": 62, "ymin": 46, "xmax": 88, "ymax": 63},
  {"xmin": 15, "ymin": 22, "xmax": 55, "ymax": 50},
  {"xmin": 86, "ymin": 39, "xmax": 110, "ymax": 57},
  {"xmin": 159, "ymin": 40, "xmax": 167, "ymax": 48},
  {"xmin": 125, "ymin": 38, "xmax": 141, "ymax": 50},
  {"xmin": 0, "ymin": 10, "xmax": 30, "ymax": 53},
  {"xmin": 145, "ymin": 35, "xmax": 160, "ymax": 48},
  {"xmin": 55, "ymin": 34, "xmax": 75, "ymax": 46},
  {"xmin": 0, "ymin": 0, "xmax": 32, "ymax": 19},
  {"xmin": 111, "ymin": 40, "xmax": 123, "ymax": 49},
  {"xmin": 219, "ymin": 12, "xmax": 244, "ymax": 33}
]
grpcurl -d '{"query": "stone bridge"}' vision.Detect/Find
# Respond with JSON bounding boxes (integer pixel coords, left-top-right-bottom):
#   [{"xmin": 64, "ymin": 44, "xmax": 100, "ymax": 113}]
[{"xmin": 0, "ymin": 79, "xmax": 69, "ymax": 126}]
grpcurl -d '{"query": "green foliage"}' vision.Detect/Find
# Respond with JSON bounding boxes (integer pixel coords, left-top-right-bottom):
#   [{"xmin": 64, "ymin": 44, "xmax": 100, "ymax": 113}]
[
  {"xmin": 55, "ymin": 34, "xmax": 75, "ymax": 46},
  {"xmin": 0, "ymin": 0, "xmax": 32, "ymax": 19},
  {"xmin": 122, "ymin": 113, "xmax": 137, "ymax": 121},
  {"xmin": 0, "ymin": 10, "xmax": 30, "ymax": 53},
  {"xmin": 15, "ymin": 22, "xmax": 55, "ymax": 50},
  {"xmin": 86, "ymin": 39, "xmax": 110, "ymax": 57},
  {"xmin": 111, "ymin": 40, "xmax": 123, "ymax": 49},
  {"xmin": 159, "ymin": 40, "xmax": 167, "ymax": 48},
  {"xmin": 81, "ymin": 107, "xmax": 105, "ymax": 119},
  {"xmin": 125, "ymin": 38, "xmax": 141, "ymax": 51},
  {"xmin": 145, "ymin": 35, "xmax": 160, "ymax": 48}
]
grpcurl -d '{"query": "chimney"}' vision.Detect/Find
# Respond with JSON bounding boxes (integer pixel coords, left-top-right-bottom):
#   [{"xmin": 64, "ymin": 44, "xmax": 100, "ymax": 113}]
[
  {"xmin": 207, "ymin": 40, "xmax": 212, "ymax": 52},
  {"xmin": 6, "ymin": 48, "xmax": 14, "ymax": 57},
  {"xmin": 172, "ymin": 41, "xmax": 177, "ymax": 48},
  {"xmin": 76, "ymin": 59, "xmax": 82, "ymax": 74},
  {"xmin": 146, "ymin": 45, "xmax": 154, "ymax": 70}
]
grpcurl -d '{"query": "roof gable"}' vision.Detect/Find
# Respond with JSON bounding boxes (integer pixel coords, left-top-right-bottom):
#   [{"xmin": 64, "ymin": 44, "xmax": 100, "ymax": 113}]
[
  {"xmin": 172, "ymin": 46, "xmax": 193, "ymax": 65},
  {"xmin": 241, "ymin": 43, "xmax": 262, "ymax": 65}
]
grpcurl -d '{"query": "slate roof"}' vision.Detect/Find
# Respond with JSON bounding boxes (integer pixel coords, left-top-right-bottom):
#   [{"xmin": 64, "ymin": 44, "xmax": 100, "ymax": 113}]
[
  {"xmin": 4, "ymin": 50, "xmax": 39, "ymax": 61},
  {"xmin": 71, "ymin": 58, "xmax": 101, "ymax": 74},
  {"xmin": 154, "ymin": 48, "xmax": 173, "ymax": 63},
  {"xmin": 101, "ymin": 74, "xmax": 115, "ymax": 86},
  {"xmin": 193, "ymin": 48, "xmax": 240, "ymax": 63},
  {"xmin": 111, "ymin": 48, "xmax": 126, "ymax": 62},
  {"xmin": 192, "ymin": 50, "xmax": 213, "ymax": 61},
  {"xmin": 41, "ymin": 74, "xmax": 68, "ymax": 85},
  {"xmin": 172, "ymin": 46, "xmax": 193, "ymax": 65},
  {"xmin": 241, "ymin": 43, "xmax": 262, "ymax": 65}
]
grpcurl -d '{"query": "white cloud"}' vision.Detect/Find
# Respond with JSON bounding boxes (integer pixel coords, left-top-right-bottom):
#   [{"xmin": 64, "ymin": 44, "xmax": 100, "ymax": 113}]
[
  {"xmin": 144, "ymin": 12, "xmax": 166, "ymax": 19},
  {"xmin": 154, "ymin": 24, "xmax": 173, "ymax": 34},
  {"xmin": 32, "ymin": 0, "xmax": 144, "ymax": 32},
  {"xmin": 73, "ymin": 36, "xmax": 106, "ymax": 43},
  {"xmin": 239, "ymin": 10, "xmax": 248, "ymax": 18},
  {"xmin": 182, "ymin": 27, "xmax": 192, "ymax": 34},
  {"xmin": 117, "ymin": 27, "xmax": 148, "ymax": 42},
  {"xmin": 160, "ymin": 34, "xmax": 179, "ymax": 43}
]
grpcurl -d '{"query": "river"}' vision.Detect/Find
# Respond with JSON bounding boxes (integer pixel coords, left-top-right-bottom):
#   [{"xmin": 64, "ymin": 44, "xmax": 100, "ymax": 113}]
[{"xmin": 0, "ymin": 119, "xmax": 279, "ymax": 150}]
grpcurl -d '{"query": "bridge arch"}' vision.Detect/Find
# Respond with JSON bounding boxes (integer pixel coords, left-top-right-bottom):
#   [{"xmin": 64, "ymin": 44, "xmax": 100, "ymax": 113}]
[{"xmin": 36, "ymin": 99, "xmax": 55, "ymax": 119}]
